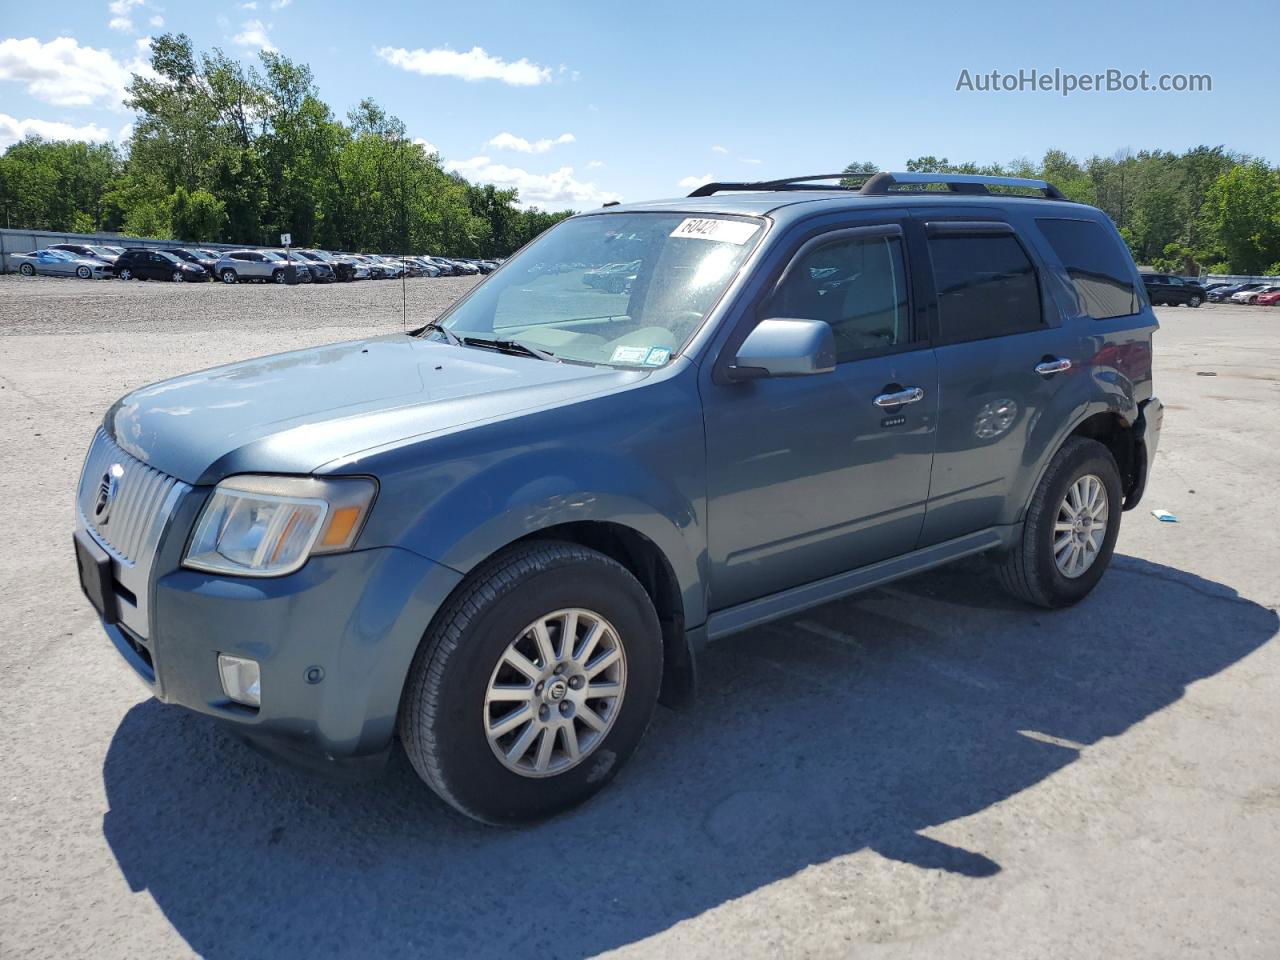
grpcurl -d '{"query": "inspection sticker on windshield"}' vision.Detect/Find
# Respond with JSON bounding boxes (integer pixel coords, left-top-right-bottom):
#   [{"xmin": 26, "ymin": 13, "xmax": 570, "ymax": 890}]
[
  {"xmin": 610, "ymin": 345, "xmax": 652, "ymax": 364},
  {"xmin": 669, "ymin": 218, "xmax": 759, "ymax": 245}
]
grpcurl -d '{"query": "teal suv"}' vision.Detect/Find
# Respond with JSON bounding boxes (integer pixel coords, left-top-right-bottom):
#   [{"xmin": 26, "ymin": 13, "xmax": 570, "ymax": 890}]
[{"xmin": 74, "ymin": 172, "xmax": 1162, "ymax": 823}]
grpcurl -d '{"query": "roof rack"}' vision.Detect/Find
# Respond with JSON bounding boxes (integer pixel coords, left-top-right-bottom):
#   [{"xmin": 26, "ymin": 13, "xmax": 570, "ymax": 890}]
[{"xmin": 686, "ymin": 171, "xmax": 1067, "ymax": 201}]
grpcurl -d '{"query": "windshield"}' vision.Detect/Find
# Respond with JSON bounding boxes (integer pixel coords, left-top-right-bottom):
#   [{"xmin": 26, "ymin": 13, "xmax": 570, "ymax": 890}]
[
  {"xmin": 439, "ymin": 213, "xmax": 762, "ymax": 367},
  {"xmin": 88, "ymin": 246, "xmax": 115, "ymax": 256},
  {"xmin": 43, "ymin": 250, "xmax": 75, "ymax": 260},
  {"xmin": 155, "ymin": 251, "xmax": 180, "ymax": 263}
]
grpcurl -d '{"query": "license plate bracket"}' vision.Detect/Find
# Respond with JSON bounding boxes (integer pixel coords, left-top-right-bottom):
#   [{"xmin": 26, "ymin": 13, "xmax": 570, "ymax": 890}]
[{"xmin": 74, "ymin": 529, "xmax": 119, "ymax": 625}]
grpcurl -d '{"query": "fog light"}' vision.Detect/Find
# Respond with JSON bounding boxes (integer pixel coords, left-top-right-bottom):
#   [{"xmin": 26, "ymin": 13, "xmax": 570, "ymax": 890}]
[{"xmin": 218, "ymin": 654, "xmax": 261, "ymax": 707}]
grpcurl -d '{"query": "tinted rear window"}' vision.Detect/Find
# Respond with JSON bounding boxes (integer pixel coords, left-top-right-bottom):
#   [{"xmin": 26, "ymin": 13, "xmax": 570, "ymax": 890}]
[
  {"xmin": 927, "ymin": 231, "xmax": 1043, "ymax": 342},
  {"xmin": 1037, "ymin": 218, "xmax": 1139, "ymax": 319}
]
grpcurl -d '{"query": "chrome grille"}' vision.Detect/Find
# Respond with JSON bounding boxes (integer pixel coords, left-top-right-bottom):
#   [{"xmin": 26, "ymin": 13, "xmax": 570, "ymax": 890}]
[{"xmin": 77, "ymin": 429, "xmax": 179, "ymax": 566}]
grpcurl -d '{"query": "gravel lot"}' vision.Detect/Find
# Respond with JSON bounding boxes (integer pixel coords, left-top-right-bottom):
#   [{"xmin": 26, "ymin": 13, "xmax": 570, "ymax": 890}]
[{"xmin": 1, "ymin": 279, "xmax": 1278, "ymax": 959}]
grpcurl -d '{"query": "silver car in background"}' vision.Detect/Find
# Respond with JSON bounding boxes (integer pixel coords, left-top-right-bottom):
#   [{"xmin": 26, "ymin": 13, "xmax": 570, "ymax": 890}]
[
  {"xmin": 214, "ymin": 249, "xmax": 311, "ymax": 284},
  {"xmin": 12, "ymin": 249, "xmax": 113, "ymax": 279}
]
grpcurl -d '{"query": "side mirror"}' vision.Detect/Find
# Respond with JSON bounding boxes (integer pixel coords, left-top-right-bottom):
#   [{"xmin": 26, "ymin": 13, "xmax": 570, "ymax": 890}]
[{"xmin": 727, "ymin": 318, "xmax": 837, "ymax": 380}]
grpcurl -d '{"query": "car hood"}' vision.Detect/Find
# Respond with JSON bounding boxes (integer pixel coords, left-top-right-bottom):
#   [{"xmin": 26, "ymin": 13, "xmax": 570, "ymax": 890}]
[{"xmin": 106, "ymin": 333, "xmax": 644, "ymax": 485}]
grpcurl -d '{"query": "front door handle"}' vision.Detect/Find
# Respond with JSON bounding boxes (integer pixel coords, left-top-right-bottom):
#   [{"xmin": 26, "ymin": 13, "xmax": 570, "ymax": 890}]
[
  {"xmin": 873, "ymin": 386, "xmax": 925, "ymax": 408},
  {"xmin": 1035, "ymin": 358, "xmax": 1072, "ymax": 376}
]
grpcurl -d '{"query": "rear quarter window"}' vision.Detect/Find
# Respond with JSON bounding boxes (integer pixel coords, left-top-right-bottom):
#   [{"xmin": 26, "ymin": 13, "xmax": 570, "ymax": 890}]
[
  {"xmin": 1036, "ymin": 218, "xmax": 1140, "ymax": 319},
  {"xmin": 926, "ymin": 229, "xmax": 1043, "ymax": 343}
]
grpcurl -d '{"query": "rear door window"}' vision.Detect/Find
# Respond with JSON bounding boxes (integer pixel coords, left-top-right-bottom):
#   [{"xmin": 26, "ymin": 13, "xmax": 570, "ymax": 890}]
[
  {"xmin": 1037, "ymin": 218, "xmax": 1140, "ymax": 319},
  {"xmin": 926, "ymin": 228, "xmax": 1043, "ymax": 342}
]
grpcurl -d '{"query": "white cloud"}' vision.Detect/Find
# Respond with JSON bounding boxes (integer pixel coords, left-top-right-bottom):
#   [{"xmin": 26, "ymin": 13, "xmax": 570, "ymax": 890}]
[
  {"xmin": 240, "ymin": 1, "xmax": 257, "ymax": 7},
  {"xmin": 0, "ymin": 112, "xmax": 111, "ymax": 148},
  {"xmin": 270, "ymin": 0, "xmax": 292, "ymax": 7},
  {"xmin": 448, "ymin": 156, "xmax": 620, "ymax": 210},
  {"xmin": 0, "ymin": 36, "xmax": 137, "ymax": 107},
  {"xmin": 678, "ymin": 173, "xmax": 716, "ymax": 189},
  {"xmin": 149, "ymin": 15, "xmax": 164, "ymax": 27},
  {"xmin": 108, "ymin": 0, "xmax": 144, "ymax": 31},
  {"xmin": 486, "ymin": 131, "xmax": 574, "ymax": 154},
  {"xmin": 711, "ymin": 145, "xmax": 728, "ymax": 154},
  {"xmin": 233, "ymin": 19, "xmax": 276, "ymax": 52},
  {"xmin": 740, "ymin": 157, "xmax": 762, "ymax": 165},
  {"xmin": 377, "ymin": 45, "xmax": 552, "ymax": 86},
  {"xmin": 587, "ymin": 160, "xmax": 604, "ymax": 169},
  {"xmin": 117, "ymin": 120, "xmax": 134, "ymax": 142},
  {"xmin": 413, "ymin": 136, "xmax": 438, "ymax": 155}
]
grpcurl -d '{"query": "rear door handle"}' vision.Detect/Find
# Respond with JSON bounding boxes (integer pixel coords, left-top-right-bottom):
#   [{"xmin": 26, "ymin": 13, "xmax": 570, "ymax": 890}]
[
  {"xmin": 873, "ymin": 386, "xmax": 925, "ymax": 408},
  {"xmin": 1035, "ymin": 358, "xmax": 1072, "ymax": 376}
]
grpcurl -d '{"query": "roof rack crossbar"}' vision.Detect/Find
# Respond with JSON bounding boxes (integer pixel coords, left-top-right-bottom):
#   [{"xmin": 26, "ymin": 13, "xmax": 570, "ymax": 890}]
[{"xmin": 858, "ymin": 172, "xmax": 1066, "ymax": 200}]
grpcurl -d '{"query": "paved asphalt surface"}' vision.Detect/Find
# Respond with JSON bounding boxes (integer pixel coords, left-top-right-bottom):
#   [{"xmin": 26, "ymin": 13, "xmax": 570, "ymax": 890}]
[{"xmin": 1, "ymin": 277, "xmax": 1277, "ymax": 958}]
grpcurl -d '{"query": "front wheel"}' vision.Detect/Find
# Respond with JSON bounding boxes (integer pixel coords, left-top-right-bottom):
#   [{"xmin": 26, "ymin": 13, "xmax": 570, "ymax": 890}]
[
  {"xmin": 77, "ymin": 265, "xmax": 92, "ymax": 279},
  {"xmin": 399, "ymin": 541, "xmax": 662, "ymax": 824},
  {"xmin": 118, "ymin": 267, "xmax": 133, "ymax": 281},
  {"xmin": 996, "ymin": 437, "xmax": 1122, "ymax": 608},
  {"xmin": 171, "ymin": 270, "xmax": 184, "ymax": 282},
  {"xmin": 1188, "ymin": 295, "xmax": 1202, "ymax": 307}
]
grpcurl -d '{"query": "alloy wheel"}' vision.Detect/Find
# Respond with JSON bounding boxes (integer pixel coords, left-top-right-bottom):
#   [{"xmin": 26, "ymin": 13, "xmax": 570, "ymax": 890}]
[
  {"xmin": 1054, "ymin": 474, "xmax": 1109, "ymax": 579},
  {"xmin": 483, "ymin": 607, "xmax": 627, "ymax": 778}
]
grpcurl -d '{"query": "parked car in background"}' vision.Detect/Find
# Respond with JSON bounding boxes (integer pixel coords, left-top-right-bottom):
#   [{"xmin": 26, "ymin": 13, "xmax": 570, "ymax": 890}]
[
  {"xmin": 48, "ymin": 242, "xmax": 120, "ymax": 265},
  {"xmin": 1256, "ymin": 289, "xmax": 1280, "ymax": 306},
  {"xmin": 347, "ymin": 254, "xmax": 387, "ymax": 279},
  {"xmin": 422, "ymin": 256, "xmax": 457, "ymax": 276},
  {"xmin": 1232, "ymin": 284, "xmax": 1280, "ymax": 304},
  {"xmin": 295, "ymin": 249, "xmax": 360, "ymax": 282},
  {"xmin": 276, "ymin": 249, "xmax": 335, "ymax": 283},
  {"xmin": 448, "ymin": 258, "xmax": 480, "ymax": 275},
  {"xmin": 12, "ymin": 248, "xmax": 113, "ymax": 279},
  {"xmin": 583, "ymin": 259, "xmax": 641, "ymax": 294},
  {"xmin": 114, "ymin": 249, "xmax": 209, "ymax": 282},
  {"xmin": 1209, "ymin": 282, "xmax": 1265, "ymax": 302},
  {"xmin": 163, "ymin": 248, "xmax": 219, "ymax": 278},
  {"xmin": 215, "ymin": 250, "xmax": 307, "ymax": 284},
  {"xmin": 1140, "ymin": 272, "xmax": 1204, "ymax": 307}
]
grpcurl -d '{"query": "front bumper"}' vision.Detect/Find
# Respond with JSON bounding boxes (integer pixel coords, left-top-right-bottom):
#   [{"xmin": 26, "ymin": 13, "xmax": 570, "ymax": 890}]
[{"xmin": 96, "ymin": 544, "xmax": 462, "ymax": 760}]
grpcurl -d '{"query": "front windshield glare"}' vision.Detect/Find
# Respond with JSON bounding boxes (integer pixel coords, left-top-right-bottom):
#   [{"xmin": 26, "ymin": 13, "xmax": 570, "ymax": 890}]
[{"xmin": 440, "ymin": 212, "xmax": 762, "ymax": 367}]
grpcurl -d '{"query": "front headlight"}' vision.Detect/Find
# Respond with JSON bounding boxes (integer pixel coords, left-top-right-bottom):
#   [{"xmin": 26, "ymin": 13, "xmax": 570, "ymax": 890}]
[{"xmin": 183, "ymin": 475, "xmax": 377, "ymax": 577}]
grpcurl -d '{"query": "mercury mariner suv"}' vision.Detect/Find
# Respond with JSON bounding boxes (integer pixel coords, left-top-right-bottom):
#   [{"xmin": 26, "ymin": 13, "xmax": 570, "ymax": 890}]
[{"xmin": 73, "ymin": 172, "xmax": 1163, "ymax": 823}]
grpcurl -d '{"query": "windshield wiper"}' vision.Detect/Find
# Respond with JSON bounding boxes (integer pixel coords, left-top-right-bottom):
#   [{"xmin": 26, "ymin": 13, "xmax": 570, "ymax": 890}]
[
  {"xmin": 413, "ymin": 321, "xmax": 463, "ymax": 347},
  {"xmin": 460, "ymin": 336, "xmax": 559, "ymax": 362}
]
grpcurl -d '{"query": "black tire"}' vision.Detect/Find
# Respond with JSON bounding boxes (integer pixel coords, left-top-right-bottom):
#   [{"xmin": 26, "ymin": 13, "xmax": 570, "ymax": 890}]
[
  {"xmin": 118, "ymin": 267, "xmax": 133, "ymax": 281},
  {"xmin": 19, "ymin": 263, "xmax": 34, "ymax": 276},
  {"xmin": 171, "ymin": 270, "xmax": 184, "ymax": 283},
  {"xmin": 272, "ymin": 269, "xmax": 285, "ymax": 284},
  {"xmin": 996, "ymin": 437, "xmax": 1123, "ymax": 609},
  {"xmin": 1188, "ymin": 295, "xmax": 1202, "ymax": 307},
  {"xmin": 220, "ymin": 268, "xmax": 238, "ymax": 284},
  {"xmin": 77, "ymin": 265, "xmax": 92, "ymax": 279},
  {"xmin": 399, "ymin": 540, "xmax": 663, "ymax": 824}
]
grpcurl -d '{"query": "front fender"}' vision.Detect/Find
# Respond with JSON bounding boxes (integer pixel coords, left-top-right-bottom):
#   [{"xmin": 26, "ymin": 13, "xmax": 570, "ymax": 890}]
[{"xmin": 349, "ymin": 373, "xmax": 710, "ymax": 627}]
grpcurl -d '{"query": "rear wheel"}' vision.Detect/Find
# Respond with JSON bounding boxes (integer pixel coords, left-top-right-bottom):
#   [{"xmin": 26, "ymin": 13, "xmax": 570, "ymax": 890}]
[
  {"xmin": 399, "ymin": 541, "xmax": 663, "ymax": 824},
  {"xmin": 19, "ymin": 263, "xmax": 34, "ymax": 276},
  {"xmin": 220, "ymin": 268, "xmax": 238, "ymax": 284},
  {"xmin": 996, "ymin": 437, "xmax": 1122, "ymax": 608},
  {"xmin": 298, "ymin": 269, "xmax": 313, "ymax": 284},
  {"xmin": 272, "ymin": 269, "xmax": 286, "ymax": 284}
]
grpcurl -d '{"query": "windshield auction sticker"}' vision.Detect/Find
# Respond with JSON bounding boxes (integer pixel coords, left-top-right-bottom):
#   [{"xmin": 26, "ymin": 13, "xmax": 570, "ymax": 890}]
[{"xmin": 669, "ymin": 218, "xmax": 760, "ymax": 245}]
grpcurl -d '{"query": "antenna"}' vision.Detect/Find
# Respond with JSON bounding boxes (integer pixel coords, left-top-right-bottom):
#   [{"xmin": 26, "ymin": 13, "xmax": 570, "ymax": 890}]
[{"xmin": 400, "ymin": 131, "xmax": 408, "ymax": 331}]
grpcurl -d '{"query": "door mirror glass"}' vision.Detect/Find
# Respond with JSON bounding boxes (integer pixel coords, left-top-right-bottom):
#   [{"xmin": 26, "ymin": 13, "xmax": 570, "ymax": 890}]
[{"xmin": 729, "ymin": 318, "xmax": 836, "ymax": 380}]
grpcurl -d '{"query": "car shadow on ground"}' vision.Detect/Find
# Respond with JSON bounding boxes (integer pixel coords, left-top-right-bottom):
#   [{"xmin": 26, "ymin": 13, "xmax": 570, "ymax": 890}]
[{"xmin": 101, "ymin": 554, "xmax": 1278, "ymax": 959}]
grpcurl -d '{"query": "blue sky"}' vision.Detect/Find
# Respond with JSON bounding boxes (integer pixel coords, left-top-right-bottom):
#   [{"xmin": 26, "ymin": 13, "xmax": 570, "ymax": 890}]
[{"xmin": 2, "ymin": 0, "xmax": 1276, "ymax": 209}]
